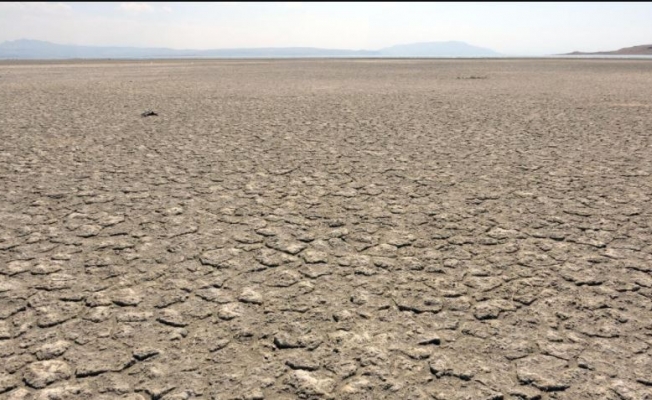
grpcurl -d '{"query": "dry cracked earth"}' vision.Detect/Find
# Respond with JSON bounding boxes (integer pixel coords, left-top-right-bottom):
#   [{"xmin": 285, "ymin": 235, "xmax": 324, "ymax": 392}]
[{"xmin": 0, "ymin": 59, "xmax": 651, "ymax": 400}]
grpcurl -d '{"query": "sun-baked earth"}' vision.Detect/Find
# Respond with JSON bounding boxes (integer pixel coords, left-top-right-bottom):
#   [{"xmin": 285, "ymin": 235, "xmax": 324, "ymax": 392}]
[{"xmin": 0, "ymin": 59, "xmax": 651, "ymax": 400}]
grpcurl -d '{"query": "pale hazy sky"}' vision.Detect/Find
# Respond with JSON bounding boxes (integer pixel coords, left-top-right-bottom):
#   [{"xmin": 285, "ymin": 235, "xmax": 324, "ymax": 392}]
[{"xmin": 1, "ymin": 2, "xmax": 651, "ymax": 55}]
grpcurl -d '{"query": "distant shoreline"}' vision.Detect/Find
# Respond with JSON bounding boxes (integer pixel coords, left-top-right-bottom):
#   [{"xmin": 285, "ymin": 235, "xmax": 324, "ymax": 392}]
[{"xmin": 1, "ymin": 56, "xmax": 652, "ymax": 65}]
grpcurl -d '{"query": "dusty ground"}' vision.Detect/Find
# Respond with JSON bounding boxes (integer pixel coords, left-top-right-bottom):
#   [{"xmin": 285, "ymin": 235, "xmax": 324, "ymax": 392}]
[{"xmin": 0, "ymin": 59, "xmax": 651, "ymax": 400}]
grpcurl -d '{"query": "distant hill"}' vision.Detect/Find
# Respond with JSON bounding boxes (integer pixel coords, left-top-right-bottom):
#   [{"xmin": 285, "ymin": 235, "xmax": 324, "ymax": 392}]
[
  {"xmin": 563, "ymin": 44, "xmax": 652, "ymax": 56},
  {"xmin": 380, "ymin": 41, "xmax": 500, "ymax": 57},
  {"xmin": 0, "ymin": 39, "xmax": 502, "ymax": 59}
]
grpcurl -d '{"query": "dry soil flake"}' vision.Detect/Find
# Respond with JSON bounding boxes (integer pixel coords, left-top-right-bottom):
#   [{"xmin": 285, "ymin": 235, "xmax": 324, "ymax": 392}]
[
  {"xmin": 266, "ymin": 237, "xmax": 307, "ymax": 255},
  {"xmin": 35, "ymin": 340, "xmax": 71, "ymax": 360},
  {"xmin": 238, "ymin": 287, "xmax": 263, "ymax": 305},
  {"xmin": 23, "ymin": 360, "xmax": 72, "ymax": 388},
  {"xmin": 200, "ymin": 248, "xmax": 242, "ymax": 268},
  {"xmin": 0, "ymin": 321, "xmax": 12, "ymax": 339},
  {"xmin": 217, "ymin": 303, "xmax": 243, "ymax": 321},
  {"xmin": 0, "ymin": 373, "xmax": 19, "ymax": 394},
  {"xmin": 302, "ymin": 249, "xmax": 328, "ymax": 264},
  {"xmin": 516, "ymin": 355, "xmax": 573, "ymax": 391},
  {"xmin": 157, "ymin": 309, "xmax": 188, "ymax": 327},
  {"xmin": 285, "ymin": 370, "xmax": 335, "ymax": 398},
  {"xmin": 112, "ymin": 288, "xmax": 143, "ymax": 307}
]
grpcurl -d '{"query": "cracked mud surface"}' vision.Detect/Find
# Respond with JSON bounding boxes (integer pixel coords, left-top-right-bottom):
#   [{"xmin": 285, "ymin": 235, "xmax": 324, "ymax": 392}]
[{"xmin": 0, "ymin": 59, "xmax": 651, "ymax": 399}]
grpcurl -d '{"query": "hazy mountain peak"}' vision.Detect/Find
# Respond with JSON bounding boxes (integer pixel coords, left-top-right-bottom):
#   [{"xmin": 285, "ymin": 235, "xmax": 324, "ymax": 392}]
[
  {"xmin": 380, "ymin": 41, "xmax": 500, "ymax": 57},
  {"xmin": 0, "ymin": 39, "xmax": 501, "ymax": 59}
]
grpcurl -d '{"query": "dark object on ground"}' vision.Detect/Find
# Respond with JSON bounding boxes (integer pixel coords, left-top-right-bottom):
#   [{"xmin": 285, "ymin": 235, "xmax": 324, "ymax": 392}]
[{"xmin": 141, "ymin": 110, "xmax": 158, "ymax": 117}]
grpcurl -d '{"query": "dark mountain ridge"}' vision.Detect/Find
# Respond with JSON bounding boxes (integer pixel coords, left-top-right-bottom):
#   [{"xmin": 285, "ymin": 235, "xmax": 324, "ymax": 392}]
[{"xmin": 563, "ymin": 44, "xmax": 652, "ymax": 56}]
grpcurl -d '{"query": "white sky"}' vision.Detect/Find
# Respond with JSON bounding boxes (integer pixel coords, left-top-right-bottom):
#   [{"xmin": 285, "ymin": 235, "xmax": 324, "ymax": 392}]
[{"xmin": 1, "ymin": 2, "xmax": 651, "ymax": 55}]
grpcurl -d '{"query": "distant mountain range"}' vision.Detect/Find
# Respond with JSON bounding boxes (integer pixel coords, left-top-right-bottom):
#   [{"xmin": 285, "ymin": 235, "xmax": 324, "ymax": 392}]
[
  {"xmin": 563, "ymin": 44, "xmax": 652, "ymax": 56},
  {"xmin": 0, "ymin": 39, "xmax": 501, "ymax": 59}
]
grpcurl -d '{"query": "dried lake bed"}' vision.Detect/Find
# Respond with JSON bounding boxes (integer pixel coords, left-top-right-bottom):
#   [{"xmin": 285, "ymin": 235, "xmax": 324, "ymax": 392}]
[{"xmin": 0, "ymin": 59, "xmax": 651, "ymax": 399}]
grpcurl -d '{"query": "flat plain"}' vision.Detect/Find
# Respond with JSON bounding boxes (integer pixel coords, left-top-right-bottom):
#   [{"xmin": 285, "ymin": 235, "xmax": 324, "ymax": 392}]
[{"xmin": 0, "ymin": 59, "xmax": 651, "ymax": 399}]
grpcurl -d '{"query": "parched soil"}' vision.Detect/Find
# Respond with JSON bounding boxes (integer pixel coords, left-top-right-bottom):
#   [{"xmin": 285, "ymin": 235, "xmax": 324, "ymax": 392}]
[{"xmin": 0, "ymin": 59, "xmax": 651, "ymax": 399}]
